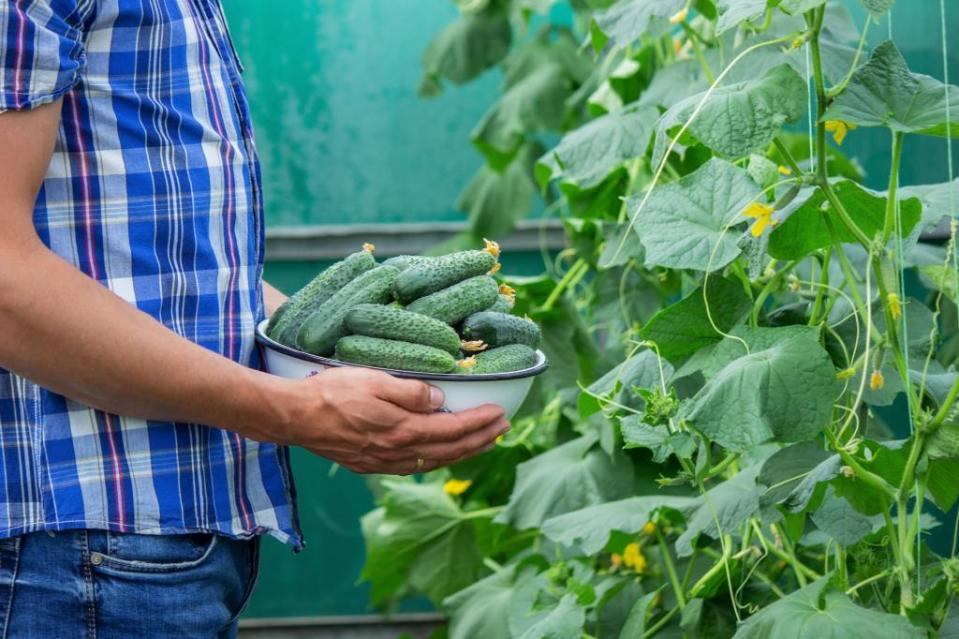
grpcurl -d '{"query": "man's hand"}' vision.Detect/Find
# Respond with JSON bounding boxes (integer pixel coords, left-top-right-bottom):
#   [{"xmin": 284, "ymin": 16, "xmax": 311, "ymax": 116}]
[{"xmin": 265, "ymin": 367, "xmax": 508, "ymax": 475}]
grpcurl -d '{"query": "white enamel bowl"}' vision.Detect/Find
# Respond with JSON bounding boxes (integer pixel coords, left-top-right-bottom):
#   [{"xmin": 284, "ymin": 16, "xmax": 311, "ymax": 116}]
[{"xmin": 255, "ymin": 320, "xmax": 548, "ymax": 418}]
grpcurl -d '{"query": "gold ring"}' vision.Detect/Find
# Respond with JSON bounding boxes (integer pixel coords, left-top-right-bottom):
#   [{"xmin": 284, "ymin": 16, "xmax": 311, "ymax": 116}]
[{"xmin": 416, "ymin": 458, "xmax": 425, "ymax": 470}]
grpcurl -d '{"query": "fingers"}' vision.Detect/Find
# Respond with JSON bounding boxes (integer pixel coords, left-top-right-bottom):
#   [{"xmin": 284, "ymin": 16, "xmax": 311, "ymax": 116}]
[
  {"xmin": 406, "ymin": 404, "xmax": 506, "ymax": 444},
  {"xmin": 373, "ymin": 375, "xmax": 444, "ymax": 414},
  {"xmin": 414, "ymin": 417, "xmax": 508, "ymax": 462}
]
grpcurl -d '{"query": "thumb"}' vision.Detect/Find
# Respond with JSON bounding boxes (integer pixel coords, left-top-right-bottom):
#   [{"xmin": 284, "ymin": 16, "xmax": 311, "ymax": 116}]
[{"xmin": 375, "ymin": 376, "xmax": 445, "ymax": 414}]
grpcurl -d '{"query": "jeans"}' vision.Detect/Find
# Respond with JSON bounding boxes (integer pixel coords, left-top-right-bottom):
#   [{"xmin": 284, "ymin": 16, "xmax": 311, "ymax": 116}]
[{"xmin": 0, "ymin": 530, "xmax": 259, "ymax": 638}]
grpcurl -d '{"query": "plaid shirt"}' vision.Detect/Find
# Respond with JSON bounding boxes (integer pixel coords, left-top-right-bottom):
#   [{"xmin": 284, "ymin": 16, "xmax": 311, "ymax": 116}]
[{"xmin": 0, "ymin": 0, "xmax": 300, "ymax": 548}]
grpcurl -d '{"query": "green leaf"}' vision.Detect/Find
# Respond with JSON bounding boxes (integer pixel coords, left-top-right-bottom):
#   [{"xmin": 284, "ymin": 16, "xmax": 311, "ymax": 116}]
[
  {"xmin": 747, "ymin": 153, "xmax": 780, "ymax": 188},
  {"xmin": 473, "ymin": 64, "xmax": 575, "ymax": 170},
  {"xmin": 652, "ymin": 64, "xmax": 807, "ymax": 164},
  {"xmin": 361, "ymin": 481, "xmax": 485, "ymax": 605},
  {"xmin": 858, "ymin": 0, "xmax": 895, "ymax": 18},
  {"xmin": 517, "ymin": 593, "xmax": 585, "ymax": 639},
  {"xmin": 537, "ymin": 104, "xmax": 658, "ymax": 190},
  {"xmin": 678, "ymin": 325, "xmax": 823, "ymax": 380},
  {"xmin": 619, "ymin": 591, "xmax": 661, "ymax": 638},
  {"xmin": 732, "ymin": 576, "xmax": 925, "ymax": 638},
  {"xmin": 716, "ymin": 0, "xmax": 769, "ymax": 35},
  {"xmin": 810, "ymin": 487, "xmax": 879, "ymax": 546},
  {"xmin": 676, "ymin": 466, "xmax": 762, "ymax": 556},
  {"xmin": 497, "ymin": 435, "xmax": 634, "ymax": 530},
  {"xmin": 679, "ymin": 330, "xmax": 839, "ymax": 453},
  {"xmin": 630, "ymin": 158, "xmax": 761, "ymax": 271},
  {"xmin": 620, "ymin": 418, "xmax": 671, "ymax": 462},
  {"xmin": 928, "ymin": 457, "xmax": 959, "ymax": 512},
  {"xmin": 822, "ymin": 41, "xmax": 959, "ymax": 137},
  {"xmin": 541, "ymin": 496, "xmax": 699, "ymax": 554},
  {"xmin": 420, "ymin": 9, "xmax": 511, "ymax": 93},
  {"xmin": 456, "ymin": 145, "xmax": 538, "ymax": 238},
  {"xmin": 777, "ymin": 0, "xmax": 825, "ymax": 14},
  {"xmin": 757, "ymin": 441, "xmax": 835, "ymax": 510},
  {"xmin": 443, "ymin": 568, "xmax": 515, "ymax": 639},
  {"xmin": 590, "ymin": 0, "xmax": 685, "ymax": 51},
  {"xmin": 640, "ymin": 276, "xmax": 752, "ymax": 361},
  {"xmin": 899, "ymin": 177, "xmax": 959, "ymax": 229},
  {"xmin": 768, "ymin": 181, "xmax": 922, "ymax": 260},
  {"xmin": 585, "ymin": 349, "xmax": 673, "ymax": 413}
]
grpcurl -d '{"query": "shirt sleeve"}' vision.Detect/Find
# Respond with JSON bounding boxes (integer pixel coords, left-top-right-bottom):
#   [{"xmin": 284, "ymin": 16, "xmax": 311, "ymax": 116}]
[{"xmin": 0, "ymin": 1, "xmax": 89, "ymax": 112}]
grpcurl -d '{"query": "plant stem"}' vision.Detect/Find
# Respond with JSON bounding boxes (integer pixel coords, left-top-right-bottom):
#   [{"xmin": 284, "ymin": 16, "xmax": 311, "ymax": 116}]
[
  {"xmin": 846, "ymin": 569, "xmax": 893, "ymax": 596},
  {"xmin": 643, "ymin": 604, "xmax": 679, "ymax": 638},
  {"xmin": 700, "ymin": 453, "xmax": 739, "ymax": 482},
  {"xmin": 808, "ymin": 248, "xmax": 832, "ymax": 325},
  {"xmin": 750, "ymin": 260, "xmax": 799, "ymax": 325},
  {"xmin": 682, "ymin": 22, "xmax": 715, "ymax": 84},
  {"xmin": 543, "ymin": 258, "xmax": 587, "ymax": 311},
  {"xmin": 825, "ymin": 429, "xmax": 897, "ymax": 500},
  {"xmin": 773, "ymin": 137, "xmax": 804, "ymax": 176},
  {"xmin": 656, "ymin": 527, "xmax": 687, "ymax": 610},
  {"xmin": 929, "ymin": 375, "xmax": 959, "ymax": 433},
  {"xmin": 882, "ymin": 132, "xmax": 905, "ymax": 245}
]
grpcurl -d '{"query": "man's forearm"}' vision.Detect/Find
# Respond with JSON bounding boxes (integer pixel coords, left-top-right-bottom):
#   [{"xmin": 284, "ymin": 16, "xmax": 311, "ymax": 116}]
[
  {"xmin": 262, "ymin": 280, "xmax": 288, "ymax": 316},
  {"xmin": 0, "ymin": 235, "xmax": 291, "ymax": 443}
]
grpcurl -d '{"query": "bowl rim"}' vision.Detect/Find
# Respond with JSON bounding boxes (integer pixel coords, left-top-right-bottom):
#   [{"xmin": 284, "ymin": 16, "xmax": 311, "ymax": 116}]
[{"xmin": 255, "ymin": 319, "xmax": 549, "ymax": 382}]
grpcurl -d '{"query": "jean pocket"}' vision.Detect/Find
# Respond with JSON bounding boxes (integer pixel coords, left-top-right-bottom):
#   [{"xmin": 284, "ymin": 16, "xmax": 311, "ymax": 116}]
[{"xmin": 93, "ymin": 532, "xmax": 219, "ymax": 574}]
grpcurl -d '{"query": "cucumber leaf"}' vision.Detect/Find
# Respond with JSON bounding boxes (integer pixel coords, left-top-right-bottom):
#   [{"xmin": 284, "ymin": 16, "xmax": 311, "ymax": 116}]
[
  {"xmin": 652, "ymin": 64, "xmax": 807, "ymax": 164},
  {"xmin": 715, "ymin": 0, "xmax": 768, "ymax": 35},
  {"xmin": 757, "ymin": 442, "xmax": 838, "ymax": 511},
  {"xmin": 777, "ymin": 0, "xmax": 826, "ymax": 14},
  {"xmin": 639, "ymin": 276, "xmax": 752, "ymax": 361},
  {"xmin": 590, "ymin": 0, "xmax": 685, "ymax": 52},
  {"xmin": 516, "ymin": 593, "xmax": 585, "ymax": 639},
  {"xmin": 541, "ymin": 496, "xmax": 700, "ymax": 554},
  {"xmin": 537, "ymin": 104, "xmax": 658, "ymax": 190},
  {"xmin": 457, "ymin": 143, "xmax": 539, "ymax": 238},
  {"xmin": 858, "ymin": 0, "xmax": 895, "ymax": 18},
  {"xmin": 822, "ymin": 41, "xmax": 959, "ymax": 137},
  {"xmin": 768, "ymin": 181, "xmax": 922, "ymax": 260},
  {"xmin": 496, "ymin": 434, "xmax": 634, "ymax": 530},
  {"xmin": 444, "ymin": 568, "xmax": 516, "ymax": 639},
  {"xmin": 679, "ymin": 330, "xmax": 839, "ymax": 452},
  {"xmin": 810, "ymin": 487, "xmax": 880, "ymax": 546},
  {"xmin": 420, "ymin": 8, "xmax": 511, "ymax": 95},
  {"xmin": 619, "ymin": 591, "xmax": 662, "ymax": 638},
  {"xmin": 732, "ymin": 577, "xmax": 926, "ymax": 638},
  {"xmin": 676, "ymin": 466, "xmax": 762, "ymax": 556},
  {"xmin": 630, "ymin": 158, "xmax": 760, "ymax": 271}
]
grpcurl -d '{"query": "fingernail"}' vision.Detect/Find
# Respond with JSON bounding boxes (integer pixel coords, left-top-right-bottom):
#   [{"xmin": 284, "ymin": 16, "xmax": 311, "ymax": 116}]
[
  {"xmin": 429, "ymin": 386, "xmax": 445, "ymax": 409},
  {"xmin": 498, "ymin": 422, "xmax": 511, "ymax": 436}
]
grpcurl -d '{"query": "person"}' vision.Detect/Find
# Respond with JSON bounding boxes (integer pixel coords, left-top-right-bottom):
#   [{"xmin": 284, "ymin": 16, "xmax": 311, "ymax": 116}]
[{"xmin": 0, "ymin": 1, "xmax": 509, "ymax": 637}]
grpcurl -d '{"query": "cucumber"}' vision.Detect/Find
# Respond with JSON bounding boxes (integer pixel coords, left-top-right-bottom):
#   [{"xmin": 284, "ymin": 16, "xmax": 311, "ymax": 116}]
[
  {"xmin": 486, "ymin": 294, "xmax": 515, "ymax": 313},
  {"xmin": 393, "ymin": 249, "xmax": 497, "ymax": 303},
  {"xmin": 462, "ymin": 311, "xmax": 541, "ymax": 348},
  {"xmin": 344, "ymin": 304, "xmax": 461, "ymax": 356},
  {"xmin": 405, "ymin": 276, "xmax": 499, "ymax": 325},
  {"xmin": 270, "ymin": 249, "xmax": 376, "ymax": 345},
  {"xmin": 465, "ymin": 344, "xmax": 539, "ymax": 374},
  {"xmin": 335, "ymin": 335, "xmax": 456, "ymax": 373},
  {"xmin": 382, "ymin": 255, "xmax": 432, "ymax": 271},
  {"xmin": 264, "ymin": 299, "xmax": 292, "ymax": 336},
  {"xmin": 296, "ymin": 265, "xmax": 399, "ymax": 355}
]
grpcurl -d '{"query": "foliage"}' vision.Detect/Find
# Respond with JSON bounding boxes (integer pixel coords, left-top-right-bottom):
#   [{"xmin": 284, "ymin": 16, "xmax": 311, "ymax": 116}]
[{"xmin": 361, "ymin": 0, "xmax": 959, "ymax": 636}]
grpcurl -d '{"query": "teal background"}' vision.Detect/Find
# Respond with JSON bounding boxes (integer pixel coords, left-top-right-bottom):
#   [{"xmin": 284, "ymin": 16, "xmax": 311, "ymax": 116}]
[{"xmin": 220, "ymin": 0, "xmax": 959, "ymax": 620}]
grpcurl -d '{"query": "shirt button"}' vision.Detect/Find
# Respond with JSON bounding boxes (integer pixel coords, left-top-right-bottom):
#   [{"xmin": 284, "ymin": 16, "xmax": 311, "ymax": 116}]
[{"xmin": 90, "ymin": 553, "xmax": 103, "ymax": 566}]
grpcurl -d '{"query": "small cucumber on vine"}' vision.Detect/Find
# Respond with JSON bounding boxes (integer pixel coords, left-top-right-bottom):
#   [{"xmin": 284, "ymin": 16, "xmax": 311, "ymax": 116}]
[
  {"xmin": 335, "ymin": 335, "xmax": 456, "ymax": 373},
  {"xmin": 269, "ymin": 246, "xmax": 376, "ymax": 345},
  {"xmin": 405, "ymin": 276, "xmax": 499, "ymax": 325},
  {"xmin": 461, "ymin": 311, "xmax": 541, "ymax": 348},
  {"xmin": 344, "ymin": 304, "xmax": 462, "ymax": 356},
  {"xmin": 460, "ymin": 344, "xmax": 538, "ymax": 374},
  {"xmin": 392, "ymin": 240, "xmax": 500, "ymax": 303},
  {"xmin": 296, "ymin": 265, "xmax": 399, "ymax": 355}
]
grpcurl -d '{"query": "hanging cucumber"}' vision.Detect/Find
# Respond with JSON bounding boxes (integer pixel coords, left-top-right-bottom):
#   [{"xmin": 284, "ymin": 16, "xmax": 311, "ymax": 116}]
[
  {"xmin": 296, "ymin": 265, "xmax": 399, "ymax": 355},
  {"xmin": 334, "ymin": 335, "xmax": 456, "ymax": 373},
  {"xmin": 269, "ymin": 246, "xmax": 376, "ymax": 345},
  {"xmin": 461, "ymin": 311, "xmax": 541, "ymax": 348},
  {"xmin": 460, "ymin": 344, "xmax": 539, "ymax": 374},
  {"xmin": 405, "ymin": 276, "xmax": 499, "ymax": 325},
  {"xmin": 344, "ymin": 304, "xmax": 461, "ymax": 356},
  {"xmin": 392, "ymin": 240, "xmax": 500, "ymax": 303}
]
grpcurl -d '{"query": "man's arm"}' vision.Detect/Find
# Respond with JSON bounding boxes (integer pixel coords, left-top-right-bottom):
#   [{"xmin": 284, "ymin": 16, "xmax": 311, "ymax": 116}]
[
  {"xmin": 262, "ymin": 281, "xmax": 288, "ymax": 316},
  {"xmin": 0, "ymin": 101, "xmax": 508, "ymax": 475}
]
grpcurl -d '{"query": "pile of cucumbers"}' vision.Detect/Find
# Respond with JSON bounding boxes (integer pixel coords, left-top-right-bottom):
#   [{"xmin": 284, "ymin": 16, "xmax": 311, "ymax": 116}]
[{"xmin": 265, "ymin": 242, "xmax": 542, "ymax": 375}]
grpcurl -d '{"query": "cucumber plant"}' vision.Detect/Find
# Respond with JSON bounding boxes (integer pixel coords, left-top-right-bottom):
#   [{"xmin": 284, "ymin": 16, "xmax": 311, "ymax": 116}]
[{"xmin": 360, "ymin": 1, "xmax": 959, "ymax": 636}]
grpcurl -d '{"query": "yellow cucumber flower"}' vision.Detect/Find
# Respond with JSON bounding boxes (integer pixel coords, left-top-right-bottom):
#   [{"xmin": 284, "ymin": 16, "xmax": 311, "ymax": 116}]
[
  {"xmin": 777, "ymin": 165, "xmax": 792, "ymax": 175},
  {"xmin": 669, "ymin": 7, "xmax": 688, "ymax": 24},
  {"xmin": 887, "ymin": 292, "xmax": 902, "ymax": 320},
  {"xmin": 443, "ymin": 478, "xmax": 473, "ymax": 496},
  {"xmin": 742, "ymin": 202, "xmax": 777, "ymax": 237},
  {"xmin": 870, "ymin": 369, "xmax": 885, "ymax": 390},
  {"xmin": 643, "ymin": 522, "xmax": 656, "ymax": 535},
  {"xmin": 622, "ymin": 542, "xmax": 648, "ymax": 574},
  {"xmin": 362, "ymin": 242, "xmax": 376, "ymax": 253},
  {"xmin": 824, "ymin": 120, "xmax": 857, "ymax": 145}
]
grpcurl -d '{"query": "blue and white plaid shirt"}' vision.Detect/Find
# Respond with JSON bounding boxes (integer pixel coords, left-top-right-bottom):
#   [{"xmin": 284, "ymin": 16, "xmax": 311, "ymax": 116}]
[{"xmin": 0, "ymin": 0, "xmax": 301, "ymax": 548}]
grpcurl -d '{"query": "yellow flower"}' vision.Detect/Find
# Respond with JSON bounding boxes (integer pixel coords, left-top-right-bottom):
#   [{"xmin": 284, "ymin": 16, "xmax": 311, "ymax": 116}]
[
  {"xmin": 870, "ymin": 369, "xmax": 885, "ymax": 391},
  {"xmin": 824, "ymin": 120, "xmax": 857, "ymax": 146},
  {"xmin": 673, "ymin": 37, "xmax": 683, "ymax": 55},
  {"xmin": 836, "ymin": 367, "xmax": 856, "ymax": 380},
  {"xmin": 669, "ymin": 7, "xmax": 688, "ymax": 24},
  {"xmin": 443, "ymin": 479, "xmax": 473, "ymax": 496},
  {"xmin": 887, "ymin": 293, "xmax": 902, "ymax": 320},
  {"xmin": 483, "ymin": 238, "xmax": 501, "ymax": 258},
  {"xmin": 642, "ymin": 522, "xmax": 656, "ymax": 535},
  {"xmin": 610, "ymin": 553, "xmax": 623, "ymax": 569},
  {"xmin": 790, "ymin": 36, "xmax": 806, "ymax": 50},
  {"xmin": 622, "ymin": 542, "xmax": 647, "ymax": 574},
  {"xmin": 777, "ymin": 165, "xmax": 792, "ymax": 176},
  {"xmin": 742, "ymin": 202, "xmax": 777, "ymax": 237},
  {"xmin": 362, "ymin": 242, "xmax": 376, "ymax": 253}
]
